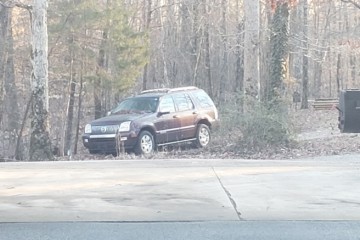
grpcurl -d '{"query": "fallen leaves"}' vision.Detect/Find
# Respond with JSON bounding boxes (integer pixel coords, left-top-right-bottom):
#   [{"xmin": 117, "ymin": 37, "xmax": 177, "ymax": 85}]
[{"xmin": 66, "ymin": 108, "xmax": 360, "ymax": 161}]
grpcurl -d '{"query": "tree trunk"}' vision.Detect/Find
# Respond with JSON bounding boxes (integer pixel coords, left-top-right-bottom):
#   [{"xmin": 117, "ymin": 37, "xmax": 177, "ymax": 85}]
[
  {"xmin": 235, "ymin": 0, "xmax": 244, "ymax": 94},
  {"xmin": 203, "ymin": 0, "xmax": 213, "ymax": 97},
  {"xmin": 313, "ymin": 5, "xmax": 331, "ymax": 98},
  {"xmin": 0, "ymin": 6, "xmax": 21, "ymax": 158},
  {"xmin": 29, "ymin": 0, "xmax": 53, "ymax": 161},
  {"xmin": 219, "ymin": 0, "xmax": 228, "ymax": 104},
  {"xmin": 64, "ymin": 44, "xmax": 76, "ymax": 156},
  {"xmin": 243, "ymin": 0, "xmax": 260, "ymax": 110},
  {"xmin": 301, "ymin": 0, "xmax": 309, "ymax": 109},
  {"xmin": 93, "ymin": 82, "xmax": 102, "ymax": 119},
  {"xmin": 142, "ymin": 0, "xmax": 152, "ymax": 90},
  {"xmin": 328, "ymin": 49, "xmax": 332, "ymax": 97},
  {"xmin": 74, "ymin": 60, "xmax": 84, "ymax": 155},
  {"xmin": 15, "ymin": 96, "xmax": 32, "ymax": 160},
  {"xmin": 336, "ymin": 53, "xmax": 341, "ymax": 95},
  {"xmin": 268, "ymin": 2, "xmax": 289, "ymax": 107},
  {"xmin": 191, "ymin": 1, "xmax": 200, "ymax": 86},
  {"xmin": 350, "ymin": 55, "xmax": 356, "ymax": 88},
  {"xmin": 0, "ymin": 5, "xmax": 9, "ymax": 126},
  {"xmin": 4, "ymin": 9, "xmax": 21, "ymax": 156},
  {"xmin": 95, "ymin": 30, "xmax": 108, "ymax": 119},
  {"xmin": 159, "ymin": 6, "xmax": 169, "ymax": 86},
  {"xmin": 313, "ymin": 5, "xmax": 320, "ymax": 97}
]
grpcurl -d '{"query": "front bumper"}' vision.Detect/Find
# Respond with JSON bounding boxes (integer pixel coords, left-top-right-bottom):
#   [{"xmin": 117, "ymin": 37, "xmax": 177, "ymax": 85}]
[{"xmin": 82, "ymin": 132, "xmax": 138, "ymax": 153}]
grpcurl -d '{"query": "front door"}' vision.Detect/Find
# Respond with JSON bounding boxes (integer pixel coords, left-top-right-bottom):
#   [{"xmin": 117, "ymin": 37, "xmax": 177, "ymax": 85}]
[
  {"xmin": 154, "ymin": 95, "xmax": 181, "ymax": 144},
  {"xmin": 172, "ymin": 93, "xmax": 198, "ymax": 140}
]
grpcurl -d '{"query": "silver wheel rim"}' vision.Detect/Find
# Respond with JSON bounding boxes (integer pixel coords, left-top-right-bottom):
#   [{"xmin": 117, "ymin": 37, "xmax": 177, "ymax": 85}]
[
  {"xmin": 140, "ymin": 134, "xmax": 153, "ymax": 154},
  {"xmin": 199, "ymin": 127, "xmax": 210, "ymax": 146}
]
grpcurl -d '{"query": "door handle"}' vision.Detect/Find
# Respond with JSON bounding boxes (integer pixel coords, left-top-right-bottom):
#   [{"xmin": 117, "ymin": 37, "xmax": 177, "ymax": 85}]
[
  {"xmin": 173, "ymin": 115, "xmax": 179, "ymax": 118},
  {"xmin": 192, "ymin": 111, "xmax": 198, "ymax": 114}
]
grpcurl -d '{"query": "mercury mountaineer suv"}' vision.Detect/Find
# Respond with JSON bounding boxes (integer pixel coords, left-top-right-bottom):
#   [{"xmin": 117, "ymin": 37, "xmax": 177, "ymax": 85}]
[{"xmin": 82, "ymin": 86, "xmax": 219, "ymax": 155}]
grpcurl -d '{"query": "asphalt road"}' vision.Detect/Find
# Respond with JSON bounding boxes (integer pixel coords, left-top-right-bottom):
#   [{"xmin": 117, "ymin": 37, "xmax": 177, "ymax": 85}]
[
  {"xmin": 1, "ymin": 154, "xmax": 360, "ymax": 239},
  {"xmin": 1, "ymin": 221, "xmax": 360, "ymax": 240}
]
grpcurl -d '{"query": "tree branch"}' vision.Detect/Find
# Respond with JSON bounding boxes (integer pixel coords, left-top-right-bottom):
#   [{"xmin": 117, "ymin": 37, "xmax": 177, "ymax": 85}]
[
  {"xmin": 0, "ymin": 1, "xmax": 32, "ymax": 10},
  {"xmin": 341, "ymin": 0, "xmax": 360, "ymax": 9}
]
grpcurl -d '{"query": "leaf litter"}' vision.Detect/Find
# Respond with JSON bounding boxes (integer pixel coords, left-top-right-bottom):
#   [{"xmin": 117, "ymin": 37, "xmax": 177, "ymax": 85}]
[{"xmin": 63, "ymin": 108, "xmax": 360, "ymax": 161}]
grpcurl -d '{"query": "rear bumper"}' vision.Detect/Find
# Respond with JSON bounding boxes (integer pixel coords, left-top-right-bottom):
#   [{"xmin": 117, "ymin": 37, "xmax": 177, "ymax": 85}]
[{"xmin": 82, "ymin": 133, "xmax": 137, "ymax": 153}]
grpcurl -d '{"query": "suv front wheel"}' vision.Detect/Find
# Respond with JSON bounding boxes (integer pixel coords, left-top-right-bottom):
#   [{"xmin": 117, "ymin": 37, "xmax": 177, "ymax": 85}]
[
  {"xmin": 135, "ymin": 130, "xmax": 155, "ymax": 155},
  {"xmin": 194, "ymin": 124, "xmax": 211, "ymax": 148}
]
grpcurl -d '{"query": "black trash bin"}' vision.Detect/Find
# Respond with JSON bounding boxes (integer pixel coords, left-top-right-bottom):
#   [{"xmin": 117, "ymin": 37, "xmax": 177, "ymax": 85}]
[{"xmin": 338, "ymin": 89, "xmax": 360, "ymax": 133}]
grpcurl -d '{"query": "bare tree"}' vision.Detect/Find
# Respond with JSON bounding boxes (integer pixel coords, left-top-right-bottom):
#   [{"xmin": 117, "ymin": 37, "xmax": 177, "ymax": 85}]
[
  {"xmin": 203, "ymin": 0, "xmax": 213, "ymax": 97},
  {"xmin": 219, "ymin": 0, "xmax": 228, "ymax": 104},
  {"xmin": 0, "ymin": 3, "xmax": 9, "ymax": 126},
  {"xmin": 191, "ymin": 0, "xmax": 201, "ymax": 86},
  {"xmin": 235, "ymin": 0, "xmax": 244, "ymax": 95},
  {"xmin": 301, "ymin": 0, "xmax": 309, "ymax": 109},
  {"xmin": 336, "ymin": 53, "xmax": 342, "ymax": 94},
  {"xmin": 94, "ymin": 29, "xmax": 108, "ymax": 119},
  {"xmin": 142, "ymin": 0, "xmax": 152, "ymax": 90},
  {"xmin": 63, "ymin": 34, "xmax": 76, "ymax": 156},
  {"xmin": 243, "ymin": 0, "xmax": 260, "ymax": 109},
  {"xmin": 341, "ymin": 0, "xmax": 360, "ymax": 9},
  {"xmin": 29, "ymin": 0, "xmax": 53, "ymax": 161},
  {"xmin": 4, "ymin": 8, "xmax": 21, "ymax": 157}
]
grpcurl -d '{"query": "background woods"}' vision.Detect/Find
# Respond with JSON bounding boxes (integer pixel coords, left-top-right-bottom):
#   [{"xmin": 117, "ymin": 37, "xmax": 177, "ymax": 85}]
[{"xmin": 1, "ymin": 0, "xmax": 360, "ymax": 160}]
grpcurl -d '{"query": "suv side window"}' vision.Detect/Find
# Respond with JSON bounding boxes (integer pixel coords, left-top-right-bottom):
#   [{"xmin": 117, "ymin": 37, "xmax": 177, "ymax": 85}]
[
  {"xmin": 192, "ymin": 90, "xmax": 214, "ymax": 108},
  {"xmin": 173, "ymin": 93, "xmax": 194, "ymax": 111},
  {"xmin": 159, "ymin": 96, "xmax": 176, "ymax": 113}
]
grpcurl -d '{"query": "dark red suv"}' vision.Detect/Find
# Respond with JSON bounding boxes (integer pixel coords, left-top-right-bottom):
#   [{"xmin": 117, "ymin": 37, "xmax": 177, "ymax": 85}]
[{"xmin": 82, "ymin": 87, "xmax": 219, "ymax": 155}]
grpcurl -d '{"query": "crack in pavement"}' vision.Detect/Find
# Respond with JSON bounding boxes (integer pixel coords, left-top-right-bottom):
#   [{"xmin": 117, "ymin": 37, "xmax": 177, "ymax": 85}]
[{"xmin": 212, "ymin": 167, "xmax": 244, "ymax": 221}]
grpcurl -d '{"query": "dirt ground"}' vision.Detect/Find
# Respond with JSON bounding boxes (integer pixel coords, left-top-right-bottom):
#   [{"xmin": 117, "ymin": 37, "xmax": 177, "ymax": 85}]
[
  {"xmin": 67, "ymin": 107, "xmax": 360, "ymax": 161},
  {"xmin": 285, "ymin": 108, "xmax": 360, "ymax": 159},
  {"xmin": 228, "ymin": 108, "xmax": 360, "ymax": 159}
]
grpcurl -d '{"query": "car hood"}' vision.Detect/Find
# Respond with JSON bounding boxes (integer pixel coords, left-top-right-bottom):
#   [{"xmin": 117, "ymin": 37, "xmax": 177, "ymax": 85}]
[{"xmin": 90, "ymin": 113, "xmax": 152, "ymax": 126}]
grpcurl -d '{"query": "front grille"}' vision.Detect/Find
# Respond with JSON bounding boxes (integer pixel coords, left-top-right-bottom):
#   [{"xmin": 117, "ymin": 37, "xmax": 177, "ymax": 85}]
[{"xmin": 92, "ymin": 125, "xmax": 119, "ymax": 134}]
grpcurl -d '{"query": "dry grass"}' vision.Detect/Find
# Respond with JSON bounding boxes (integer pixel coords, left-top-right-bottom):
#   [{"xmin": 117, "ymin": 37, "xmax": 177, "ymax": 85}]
[{"xmin": 60, "ymin": 108, "xmax": 360, "ymax": 161}]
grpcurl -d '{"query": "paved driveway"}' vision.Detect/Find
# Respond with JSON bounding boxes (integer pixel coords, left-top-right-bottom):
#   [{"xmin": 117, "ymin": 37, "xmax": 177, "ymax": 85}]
[{"xmin": 1, "ymin": 155, "xmax": 360, "ymax": 222}]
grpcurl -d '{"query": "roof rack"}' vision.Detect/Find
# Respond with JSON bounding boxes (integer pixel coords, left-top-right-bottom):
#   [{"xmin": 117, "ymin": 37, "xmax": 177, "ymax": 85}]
[
  {"xmin": 140, "ymin": 88, "xmax": 170, "ymax": 94},
  {"xmin": 140, "ymin": 86, "xmax": 198, "ymax": 94},
  {"xmin": 168, "ymin": 86, "xmax": 198, "ymax": 92}
]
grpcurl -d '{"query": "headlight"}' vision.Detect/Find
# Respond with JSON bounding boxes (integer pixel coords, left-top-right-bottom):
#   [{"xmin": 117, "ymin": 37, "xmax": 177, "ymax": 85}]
[
  {"xmin": 119, "ymin": 121, "xmax": 131, "ymax": 132},
  {"xmin": 85, "ymin": 124, "xmax": 92, "ymax": 133}
]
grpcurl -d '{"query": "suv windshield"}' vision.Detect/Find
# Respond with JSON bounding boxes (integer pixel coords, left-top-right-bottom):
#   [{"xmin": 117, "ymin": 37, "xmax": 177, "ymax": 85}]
[{"xmin": 111, "ymin": 97, "xmax": 159, "ymax": 114}]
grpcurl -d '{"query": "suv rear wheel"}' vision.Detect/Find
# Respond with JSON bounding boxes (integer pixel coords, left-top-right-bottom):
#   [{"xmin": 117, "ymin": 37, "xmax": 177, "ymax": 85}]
[
  {"xmin": 135, "ymin": 130, "xmax": 155, "ymax": 155},
  {"xmin": 194, "ymin": 124, "xmax": 211, "ymax": 148}
]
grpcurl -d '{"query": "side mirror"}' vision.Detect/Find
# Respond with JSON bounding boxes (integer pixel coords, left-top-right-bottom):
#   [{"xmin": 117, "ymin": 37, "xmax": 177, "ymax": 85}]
[{"xmin": 106, "ymin": 111, "xmax": 112, "ymax": 116}]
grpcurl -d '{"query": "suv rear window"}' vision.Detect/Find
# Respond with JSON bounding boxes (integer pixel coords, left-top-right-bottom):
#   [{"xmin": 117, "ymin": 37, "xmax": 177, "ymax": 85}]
[{"xmin": 192, "ymin": 90, "xmax": 215, "ymax": 108}]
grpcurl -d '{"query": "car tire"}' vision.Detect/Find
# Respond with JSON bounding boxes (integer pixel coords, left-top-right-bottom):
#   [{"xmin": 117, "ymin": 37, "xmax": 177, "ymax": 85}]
[
  {"xmin": 134, "ymin": 130, "xmax": 155, "ymax": 155},
  {"xmin": 194, "ymin": 124, "xmax": 211, "ymax": 148}
]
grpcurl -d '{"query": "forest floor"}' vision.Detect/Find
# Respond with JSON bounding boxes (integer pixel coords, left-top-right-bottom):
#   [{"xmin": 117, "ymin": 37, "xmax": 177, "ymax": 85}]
[
  {"xmin": 240, "ymin": 108, "xmax": 360, "ymax": 159},
  {"xmin": 71, "ymin": 107, "xmax": 360, "ymax": 161}
]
